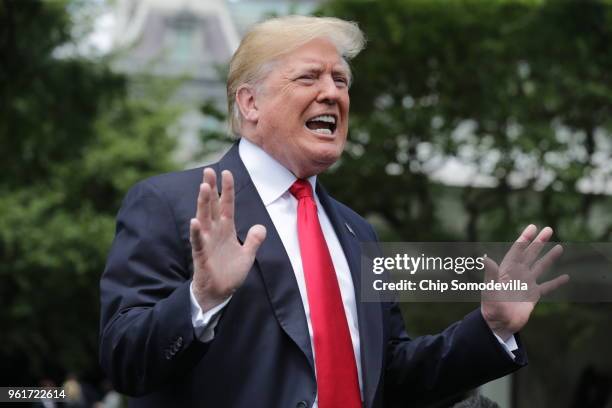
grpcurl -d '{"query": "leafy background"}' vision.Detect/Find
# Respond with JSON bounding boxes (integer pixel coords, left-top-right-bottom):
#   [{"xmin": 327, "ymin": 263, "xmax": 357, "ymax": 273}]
[{"xmin": 1, "ymin": 0, "xmax": 611, "ymax": 407}]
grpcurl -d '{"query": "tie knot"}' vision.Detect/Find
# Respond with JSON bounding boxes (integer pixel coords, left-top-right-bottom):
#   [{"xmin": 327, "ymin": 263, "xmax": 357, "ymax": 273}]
[{"xmin": 289, "ymin": 179, "xmax": 313, "ymax": 200}]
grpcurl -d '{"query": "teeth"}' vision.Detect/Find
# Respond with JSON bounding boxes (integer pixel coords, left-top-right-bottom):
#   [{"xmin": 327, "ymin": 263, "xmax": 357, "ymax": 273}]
[
  {"xmin": 313, "ymin": 128, "xmax": 332, "ymax": 135},
  {"xmin": 309, "ymin": 115, "xmax": 336, "ymax": 124}
]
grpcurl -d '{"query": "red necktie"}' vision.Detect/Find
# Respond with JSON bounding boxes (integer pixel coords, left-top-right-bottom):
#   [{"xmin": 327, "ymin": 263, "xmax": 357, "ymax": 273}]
[{"xmin": 290, "ymin": 179, "xmax": 361, "ymax": 408}]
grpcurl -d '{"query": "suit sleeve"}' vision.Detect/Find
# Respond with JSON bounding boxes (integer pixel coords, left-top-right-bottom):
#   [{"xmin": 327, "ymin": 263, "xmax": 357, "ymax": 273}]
[
  {"xmin": 99, "ymin": 180, "xmax": 209, "ymax": 396},
  {"xmin": 383, "ymin": 303, "xmax": 527, "ymax": 407}
]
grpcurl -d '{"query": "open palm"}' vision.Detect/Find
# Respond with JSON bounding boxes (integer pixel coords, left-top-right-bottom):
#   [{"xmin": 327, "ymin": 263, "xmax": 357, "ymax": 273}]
[
  {"xmin": 481, "ymin": 225, "xmax": 569, "ymax": 340},
  {"xmin": 190, "ymin": 168, "xmax": 267, "ymax": 312}
]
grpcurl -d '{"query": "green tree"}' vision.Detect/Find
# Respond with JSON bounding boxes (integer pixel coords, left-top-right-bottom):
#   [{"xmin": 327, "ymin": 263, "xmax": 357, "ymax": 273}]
[
  {"xmin": 0, "ymin": 0, "xmax": 179, "ymax": 384},
  {"xmin": 317, "ymin": 0, "xmax": 611, "ymax": 243}
]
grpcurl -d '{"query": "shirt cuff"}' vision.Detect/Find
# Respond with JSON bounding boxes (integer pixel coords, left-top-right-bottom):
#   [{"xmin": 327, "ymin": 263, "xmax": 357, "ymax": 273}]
[
  {"xmin": 189, "ymin": 282, "xmax": 231, "ymax": 342},
  {"xmin": 493, "ymin": 332, "xmax": 519, "ymax": 359}
]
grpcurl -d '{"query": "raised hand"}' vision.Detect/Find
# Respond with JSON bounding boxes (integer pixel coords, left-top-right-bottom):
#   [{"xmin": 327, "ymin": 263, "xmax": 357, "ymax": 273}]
[
  {"xmin": 481, "ymin": 224, "xmax": 569, "ymax": 340},
  {"xmin": 190, "ymin": 168, "xmax": 267, "ymax": 312}
]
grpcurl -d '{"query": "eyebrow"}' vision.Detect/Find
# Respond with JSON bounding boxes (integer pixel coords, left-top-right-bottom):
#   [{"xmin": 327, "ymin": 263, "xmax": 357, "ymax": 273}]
[{"xmin": 290, "ymin": 62, "xmax": 351, "ymax": 77}]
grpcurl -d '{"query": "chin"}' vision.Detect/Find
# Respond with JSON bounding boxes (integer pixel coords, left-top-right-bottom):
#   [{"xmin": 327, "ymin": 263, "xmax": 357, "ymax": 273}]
[{"xmin": 311, "ymin": 148, "xmax": 343, "ymax": 170}]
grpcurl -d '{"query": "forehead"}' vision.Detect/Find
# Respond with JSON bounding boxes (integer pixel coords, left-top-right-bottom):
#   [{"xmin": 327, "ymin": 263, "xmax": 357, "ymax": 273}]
[{"xmin": 275, "ymin": 38, "xmax": 350, "ymax": 74}]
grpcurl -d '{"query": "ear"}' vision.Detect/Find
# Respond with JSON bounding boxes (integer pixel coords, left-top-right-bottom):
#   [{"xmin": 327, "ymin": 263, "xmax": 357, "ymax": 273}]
[{"xmin": 235, "ymin": 84, "xmax": 259, "ymax": 124}]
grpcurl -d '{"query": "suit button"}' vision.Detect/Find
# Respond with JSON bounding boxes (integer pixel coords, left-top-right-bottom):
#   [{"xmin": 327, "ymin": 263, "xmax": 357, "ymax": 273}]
[
  {"xmin": 176, "ymin": 336, "xmax": 183, "ymax": 347},
  {"xmin": 164, "ymin": 349, "xmax": 172, "ymax": 360},
  {"xmin": 296, "ymin": 401, "xmax": 308, "ymax": 408}
]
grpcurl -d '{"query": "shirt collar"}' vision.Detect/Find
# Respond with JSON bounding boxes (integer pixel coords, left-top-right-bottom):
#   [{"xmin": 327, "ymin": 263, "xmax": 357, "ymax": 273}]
[{"xmin": 238, "ymin": 137, "xmax": 317, "ymax": 206}]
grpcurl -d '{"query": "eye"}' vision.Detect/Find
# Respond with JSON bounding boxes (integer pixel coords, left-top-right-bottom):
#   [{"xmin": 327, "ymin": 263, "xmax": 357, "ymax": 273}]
[
  {"xmin": 334, "ymin": 76, "xmax": 349, "ymax": 87},
  {"xmin": 296, "ymin": 74, "xmax": 316, "ymax": 84}
]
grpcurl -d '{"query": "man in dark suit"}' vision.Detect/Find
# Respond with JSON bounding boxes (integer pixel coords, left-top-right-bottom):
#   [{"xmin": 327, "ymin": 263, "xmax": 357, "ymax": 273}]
[{"xmin": 99, "ymin": 15, "xmax": 567, "ymax": 408}]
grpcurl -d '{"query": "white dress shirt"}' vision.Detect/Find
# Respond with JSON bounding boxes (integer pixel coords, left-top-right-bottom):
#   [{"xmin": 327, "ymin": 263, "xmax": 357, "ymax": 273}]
[
  {"xmin": 191, "ymin": 137, "xmax": 363, "ymax": 405},
  {"xmin": 189, "ymin": 137, "xmax": 517, "ymax": 405}
]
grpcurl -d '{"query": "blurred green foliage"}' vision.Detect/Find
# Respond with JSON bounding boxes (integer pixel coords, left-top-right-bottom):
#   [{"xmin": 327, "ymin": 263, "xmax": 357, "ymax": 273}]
[
  {"xmin": 316, "ymin": 0, "xmax": 612, "ymax": 243},
  {"xmin": 0, "ymin": 0, "xmax": 179, "ymax": 384}
]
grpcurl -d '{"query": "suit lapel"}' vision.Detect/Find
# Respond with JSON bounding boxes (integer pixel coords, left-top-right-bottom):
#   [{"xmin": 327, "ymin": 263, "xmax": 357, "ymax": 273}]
[
  {"xmin": 216, "ymin": 144, "xmax": 382, "ymax": 405},
  {"xmin": 218, "ymin": 143, "xmax": 315, "ymax": 373},
  {"xmin": 317, "ymin": 183, "xmax": 383, "ymax": 408}
]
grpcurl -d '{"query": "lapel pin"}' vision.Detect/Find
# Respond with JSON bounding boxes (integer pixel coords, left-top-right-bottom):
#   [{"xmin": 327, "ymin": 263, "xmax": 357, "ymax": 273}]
[{"xmin": 345, "ymin": 222, "xmax": 356, "ymax": 236}]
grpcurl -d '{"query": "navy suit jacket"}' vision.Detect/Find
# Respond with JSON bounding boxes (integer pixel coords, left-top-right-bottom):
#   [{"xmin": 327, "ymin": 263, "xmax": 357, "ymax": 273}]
[{"xmin": 99, "ymin": 143, "xmax": 527, "ymax": 408}]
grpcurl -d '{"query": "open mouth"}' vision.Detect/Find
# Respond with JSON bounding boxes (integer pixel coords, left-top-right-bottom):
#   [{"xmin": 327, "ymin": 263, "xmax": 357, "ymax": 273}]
[{"xmin": 305, "ymin": 114, "xmax": 337, "ymax": 135}]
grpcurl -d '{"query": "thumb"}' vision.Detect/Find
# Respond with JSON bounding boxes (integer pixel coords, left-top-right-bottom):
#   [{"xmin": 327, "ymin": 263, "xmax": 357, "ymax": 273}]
[
  {"xmin": 482, "ymin": 256, "xmax": 499, "ymax": 302},
  {"xmin": 483, "ymin": 256, "xmax": 499, "ymax": 283},
  {"xmin": 243, "ymin": 224, "xmax": 267, "ymax": 256}
]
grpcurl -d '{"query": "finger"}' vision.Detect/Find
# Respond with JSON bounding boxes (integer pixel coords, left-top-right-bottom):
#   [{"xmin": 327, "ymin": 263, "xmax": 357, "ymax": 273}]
[
  {"xmin": 243, "ymin": 224, "xmax": 267, "ymax": 257},
  {"xmin": 523, "ymin": 226, "xmax": 553, "ymax": 265},
  {"xmin": 220, "ymin": 170, "xmax": 235, "ymax": 220},
  {"xmin": 197, "ymin": 183, "xmax": 212, "ymax": 230},
  {"xmin": 483, "ymin": 256, "xmax": 499, "ymax": 283},
  {"xmin": 517, "ymin": 224, "xmax": 537, "ymax": 243},
  {"xmin": 532, "ymin": 244, "xmax": 563, "ymax": 280},
  {"xmin": 190, "ymin": 218, "xmax": 204, "ymax": 252},
  {"xmin": 481, "ymin": 256, "xmax": 499, "ymax": 301},
  {"xmin": 539, "ymin": 274, "xmax": 570, "ymax": 296},
  {"xmin": 203, "ymin": 168, "xmax": 220, "ymax": 220},
  {"xmin": 506, "ymin": 224, "xmax": 537, "ymax": 260}
]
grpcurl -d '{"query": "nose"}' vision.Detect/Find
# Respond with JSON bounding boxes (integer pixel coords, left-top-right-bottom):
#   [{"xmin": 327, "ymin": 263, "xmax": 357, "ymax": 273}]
[{"xmin": 316, "ymin": 74, "xmax": 342, "ymax": 105}]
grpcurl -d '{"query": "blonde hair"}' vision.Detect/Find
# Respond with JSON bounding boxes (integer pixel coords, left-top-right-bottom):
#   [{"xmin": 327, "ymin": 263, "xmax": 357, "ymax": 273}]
[{"xmin": 226, "ymin": 15, "xmax": 366, "ymax": 136}]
